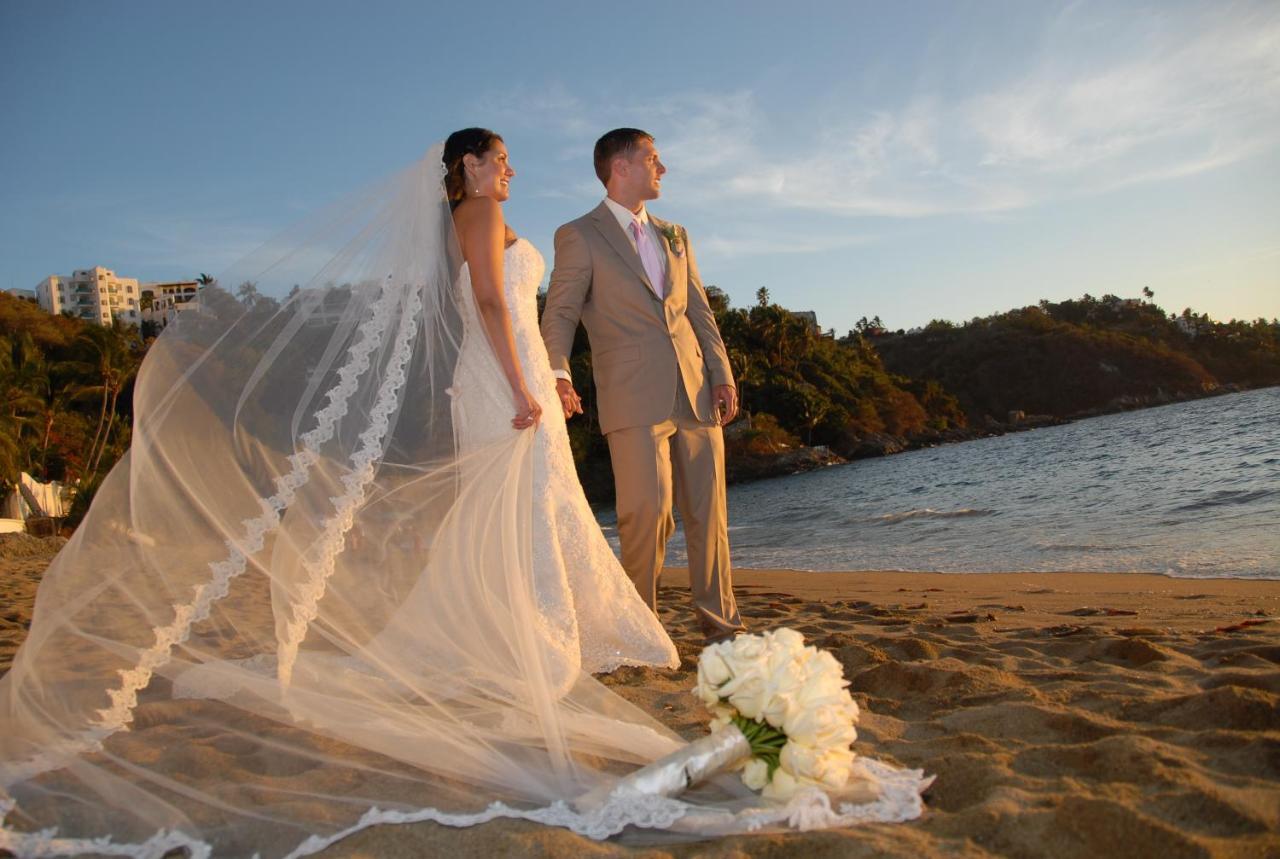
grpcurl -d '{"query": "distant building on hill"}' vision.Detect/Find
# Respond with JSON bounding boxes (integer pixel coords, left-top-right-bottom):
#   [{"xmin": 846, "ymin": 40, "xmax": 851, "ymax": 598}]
[
  {"xmin": 35, "ymin": 267, "xmax": 141, "ymax": 326},
  {"xmin": 141, "ymin": 280, "xmax": 202, "ymax": 328},
  {"xmin": 790, "ymin": 310, "xmax": 820, "ymax": 334},
  {"xmin": 1174, "ymin": 315, "xmax": 1200, "ymax": 338},
  {"xmin": 5, "ymin": 288, "xmax": 37, "ymax": 303}
]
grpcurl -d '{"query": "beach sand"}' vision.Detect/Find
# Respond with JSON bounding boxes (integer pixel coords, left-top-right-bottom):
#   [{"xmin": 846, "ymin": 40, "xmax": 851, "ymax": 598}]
[{"xmin": 1, "ymin": 535, "xmax": 1277, "ymax": 857}]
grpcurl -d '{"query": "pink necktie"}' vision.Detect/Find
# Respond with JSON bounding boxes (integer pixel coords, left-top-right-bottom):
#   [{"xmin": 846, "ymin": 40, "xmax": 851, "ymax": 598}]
[{"xmin": 629, "ymin": 218, "xmax": 666, "ymax": 299}]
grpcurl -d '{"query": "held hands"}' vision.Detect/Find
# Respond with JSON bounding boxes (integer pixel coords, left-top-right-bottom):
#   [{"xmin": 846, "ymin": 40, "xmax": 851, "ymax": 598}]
[
  {"xmin": 555, "ymin": 378, "xmax": 583, "ymax": 420},
  {"xmin": 712, "ymin": 385, "xmax": 738, "ymax": 426},
  {"xmin": 547, "ymin": 379, "xmax": 733, "ymax": 424},
  {"xmin": 513, "ymin": 386, "xmax": 543, "ymax": 430}
]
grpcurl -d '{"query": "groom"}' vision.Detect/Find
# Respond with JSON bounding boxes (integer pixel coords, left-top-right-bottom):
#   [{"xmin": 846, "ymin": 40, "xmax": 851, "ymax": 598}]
[{"xmin": 541, "ymin": 128, "xmax": 746, "ymax": 644}]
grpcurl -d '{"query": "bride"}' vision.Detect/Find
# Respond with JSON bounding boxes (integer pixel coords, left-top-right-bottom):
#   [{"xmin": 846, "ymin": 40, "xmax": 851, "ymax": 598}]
[
  {"xmin": 0, "ymin": 130, "xmax": 926, "ymax": 858},
  {"xmin": 441, "ymin": 128, "xmax": 678, "ymax": 679}
]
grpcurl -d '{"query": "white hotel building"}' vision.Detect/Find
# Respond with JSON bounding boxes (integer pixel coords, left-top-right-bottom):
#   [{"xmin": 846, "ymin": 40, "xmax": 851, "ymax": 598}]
[
  {"xmin": 36, "ymin": 267, "xmax": 141, "ymax": 326},
  {"xmin": 141, "ymin": 280, "xmax": 201, "ymax": 327},
  {"xmin": 33, "ymin": 269, "xmax": 205, "ymax": 328}
]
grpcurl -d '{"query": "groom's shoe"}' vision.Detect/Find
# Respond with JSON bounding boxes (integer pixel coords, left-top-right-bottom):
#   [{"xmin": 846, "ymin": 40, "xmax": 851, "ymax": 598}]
[{"xmin": 702, "ymin": 629, "xmax": 743, "ymax": 647}]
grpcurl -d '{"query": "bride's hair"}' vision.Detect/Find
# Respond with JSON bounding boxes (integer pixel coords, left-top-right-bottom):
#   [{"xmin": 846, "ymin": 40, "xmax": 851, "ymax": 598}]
[
  {"xmin": 443, "ymin": 127, "xmax": 504, "ymax": 210},
  {"xmin": 594, "ymin": 127, "xmax": 654, "ymax": 185}
]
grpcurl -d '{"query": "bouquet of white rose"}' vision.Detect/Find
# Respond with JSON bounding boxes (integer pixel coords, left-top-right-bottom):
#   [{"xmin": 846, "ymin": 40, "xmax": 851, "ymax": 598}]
[
  {"xmin": 579, "ymin": 628, "xmax": 863, "ymax": 811},
  {"xmin": 694, "ymin": 628, "xmax": 860, "ymax": 800}
]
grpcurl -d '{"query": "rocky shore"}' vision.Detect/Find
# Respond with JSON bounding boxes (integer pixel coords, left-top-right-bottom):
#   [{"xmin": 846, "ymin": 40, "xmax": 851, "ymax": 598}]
[{"xmin": 725, "ymin": 384, "xmax": 1270, "ymax": 483}]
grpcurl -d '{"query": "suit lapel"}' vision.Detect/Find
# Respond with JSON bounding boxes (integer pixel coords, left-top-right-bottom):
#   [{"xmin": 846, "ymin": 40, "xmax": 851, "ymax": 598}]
[
  {"xmin": 589, "ymin": 202, "xmax": 659, "ymax": 300},
  {"xmin": 648, "ymin": 214, "xmax": 681, "ymax": 304}
]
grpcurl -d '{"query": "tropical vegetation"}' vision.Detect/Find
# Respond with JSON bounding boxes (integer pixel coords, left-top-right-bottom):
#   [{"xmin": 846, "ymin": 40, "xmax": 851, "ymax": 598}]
[
  {"xmin": 873, "ymin": 293, "xmax": 1280, "ymax": 423},
  {"xmin": 0, "ymin": 293, "xmax": 144, "ymax": 519},
  {"xmin": 2, "ymin": 283, "xmax": 1276, "ymax": 518}
]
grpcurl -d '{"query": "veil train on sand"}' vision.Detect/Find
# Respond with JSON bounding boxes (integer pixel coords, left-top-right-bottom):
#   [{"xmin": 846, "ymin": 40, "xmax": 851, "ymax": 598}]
[{"xmin": 0, "ymin": 145, "xmax": 927, "ymax": 858}]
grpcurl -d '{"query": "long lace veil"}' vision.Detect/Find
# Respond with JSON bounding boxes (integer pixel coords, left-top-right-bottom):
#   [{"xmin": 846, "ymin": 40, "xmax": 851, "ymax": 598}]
[{"xmin": 0, "ymin": 145, "xmax": 926, "ymax": 858}]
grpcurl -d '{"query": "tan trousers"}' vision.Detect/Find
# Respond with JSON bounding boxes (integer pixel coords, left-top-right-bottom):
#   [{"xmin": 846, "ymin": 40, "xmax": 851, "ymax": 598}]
[{"xmin": 606, "ymin": 381, "xmax": 745, "ymax": 642}]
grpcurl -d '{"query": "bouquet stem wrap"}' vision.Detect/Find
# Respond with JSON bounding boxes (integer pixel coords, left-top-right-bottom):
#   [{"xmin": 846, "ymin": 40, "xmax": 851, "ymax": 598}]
[{"xmin": 577, "ymin": 724, "xmax": 750, "ymax": 809}]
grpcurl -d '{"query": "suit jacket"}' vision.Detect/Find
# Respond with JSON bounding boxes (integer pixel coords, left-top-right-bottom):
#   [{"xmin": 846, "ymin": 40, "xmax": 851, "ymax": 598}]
[{"xmin": 541, "ymin": 201, "xmax": 734, "ymax": 435}]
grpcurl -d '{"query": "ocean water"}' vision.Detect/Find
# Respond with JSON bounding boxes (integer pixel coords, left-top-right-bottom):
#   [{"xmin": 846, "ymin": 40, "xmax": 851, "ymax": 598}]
[{"xmin": 599, "ymin": 386, "xmax": 1280, "ymax": 579}]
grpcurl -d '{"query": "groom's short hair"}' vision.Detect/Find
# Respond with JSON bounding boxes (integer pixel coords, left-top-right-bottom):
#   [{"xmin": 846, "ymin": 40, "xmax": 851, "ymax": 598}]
[{"xmin": 594, "ymin": 128, "xmax": 655, "ymax": 186}]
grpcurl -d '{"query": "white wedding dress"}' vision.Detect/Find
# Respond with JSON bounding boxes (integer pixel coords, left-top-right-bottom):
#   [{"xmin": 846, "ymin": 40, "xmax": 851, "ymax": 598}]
[
  {"xmin": 0, "ymin": 147, "xmax": 927, "ymax": 858},
  {"xmin": 449, "ymin": 237, "xmax": 677, "ymax": 677}
]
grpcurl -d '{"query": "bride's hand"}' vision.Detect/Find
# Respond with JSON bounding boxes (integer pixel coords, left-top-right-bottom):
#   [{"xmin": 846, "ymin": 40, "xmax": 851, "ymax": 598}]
[
  {"xmin": 555, "ymin": 378, "xmax": 583, "ymax": 419},
  {"xmin": 512, "ymin": 387, "xmax": 542, "ymax": 430}
]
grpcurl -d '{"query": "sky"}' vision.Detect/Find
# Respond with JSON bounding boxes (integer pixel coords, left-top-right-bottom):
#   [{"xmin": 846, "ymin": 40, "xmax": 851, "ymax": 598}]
[{"xmin": 2, "ymin": 0, "xmax": 1277, "ymax": 334}]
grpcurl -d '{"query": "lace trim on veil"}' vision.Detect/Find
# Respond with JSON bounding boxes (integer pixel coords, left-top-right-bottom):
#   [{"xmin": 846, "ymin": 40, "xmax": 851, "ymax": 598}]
[
  {"xmin": 275, "ymin": 285, "xmax": 423, "ymax": 685},
  {"xmin": 0, "ymin": 759, "xmax": 930, "ymax": 858},
  {"xmin": 1, "ymin": 282, "xmax": 404, "ymax": 786},
  {"xmin": 290, "ymin": 757, "xmax": 929, "ymax": 852}
]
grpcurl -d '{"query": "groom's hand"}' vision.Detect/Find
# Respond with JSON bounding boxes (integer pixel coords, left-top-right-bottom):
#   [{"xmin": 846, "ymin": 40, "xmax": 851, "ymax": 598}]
[
  {"xmin": 713, "ymin": 385, "xmax": 738, "ymax": 426},
  {"xmin": 556, "ymin": 378, "xmax": 583, "ymax": 419}
]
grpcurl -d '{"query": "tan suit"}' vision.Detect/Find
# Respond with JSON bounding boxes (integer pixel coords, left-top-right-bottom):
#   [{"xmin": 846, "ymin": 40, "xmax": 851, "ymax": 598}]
[{"xmin": 542, "ymin": 201, "xmax": 745, "ymax": 641}]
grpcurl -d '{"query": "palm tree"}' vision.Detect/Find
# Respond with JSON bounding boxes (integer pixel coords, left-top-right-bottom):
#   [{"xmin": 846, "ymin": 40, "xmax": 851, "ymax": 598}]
[
  {"xmin": 0, "ymin": 337, "xmax": 32, "ymax": 488},
  {"xmin": 89, "ymin": 342, "xmax": 139, "ymax": 476},
  {"xmin": 65, "ymin": 325, "xmax": 139, "ymax": 479},
  {"xmin": 32, "ymin": 369, "xmax": 73, "ymax": 479},
  {"xmin": 0, "ymin": 334, "xmax": 78, "ymax": 482},
  {"xmin": 236, "ymin": 281, "xmax": 262, "ymax": 307}
]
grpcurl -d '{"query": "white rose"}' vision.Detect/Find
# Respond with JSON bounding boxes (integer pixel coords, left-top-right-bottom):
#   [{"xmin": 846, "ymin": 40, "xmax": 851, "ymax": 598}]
[
  {"xmin": 695, "ymin": 649, "xmax": 734, "ymax": 707},
  {"xmin": 693, "ymin": 675, "xmax": 720, "ymax": 708},
  {"xmin": 799, "ymin": 648, "xmax": 846, "ymax": 687},
  {"xmin": 786, "ymin": 703, "xmax": 857, "ymax": 749},
  {"xmin": 706, "ymin": 706, "xmax": 737, "ymax": 732},
  {"xmin": 741, "ymin": 757, "xmax": 770, "ymax": 791},
  {"xmin": 761, "ymin": 690, "xmax": 796, "ymax": 730},
  {"xmin": 757, "ymin": 639, "xmax": 808, "ymax": 729},
  {"xmin": 705, "ymin": 637, "xmax": 734, "ymax": 658},
  {"xmin": 763, "ymin": 642, "xmax": 792, "ymax": 677},
  {"xmin": 766, "ymin": 628, "xmax": 806, "ymax": 656},
  {"xmin": 784, "ymin": 690, "xmax": 841, "ymax": 735},
  {"xmin": 782, "ymin": 743, "xmax": 854, "ymax": 790},
  {"xmin": 726, "ymin": 674, "xmax": 768, "ymax": 721},
  {"xmin": 761, "ymin": 766, "xmax": 800, "ymax": 801},
  {"xmin": 799, "ymin": 684, "xmax": 859, "ymax": 725},
  {"xmin": 814, "ymin": 748, "xmax": 856, "ymax": 790},
  {"xmin": 766, "ymin": 648, "xmax": 805, "ymax": 681},
  {"xmin": 698, "ymin": 647, "xmax": 732, "ymax": 687},
  {"xmin": 779, "ymin": 742, "xmax": 822, "ymax": 779},
  {"xmin": 716, "ymin": 647, "xmax": 767, "ymax": 702},
  {"xmin": 791, "ymin": 672, "xmax": 850, "ymax": 716},
  {"xmin": 730, "ymin": 633, "xmax": 768, "ymax": 665},
  {"xmin": 752, "ymin": 660, "xmax": 803, "ymax": 727}
]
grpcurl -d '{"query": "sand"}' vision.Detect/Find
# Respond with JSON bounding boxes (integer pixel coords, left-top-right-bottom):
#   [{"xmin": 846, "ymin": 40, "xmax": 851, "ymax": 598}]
[{"xmin": 1, "ymin": 533, "xmax": 1277, "ymax": 857}]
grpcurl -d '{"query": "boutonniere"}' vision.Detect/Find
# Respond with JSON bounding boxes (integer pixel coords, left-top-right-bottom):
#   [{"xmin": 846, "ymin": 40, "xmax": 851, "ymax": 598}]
[{"xmin": 657, "ymin": 223, "xmax": 685, "ymax": 257}]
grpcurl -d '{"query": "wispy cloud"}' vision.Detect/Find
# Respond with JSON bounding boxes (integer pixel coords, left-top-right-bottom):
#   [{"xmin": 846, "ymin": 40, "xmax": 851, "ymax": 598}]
[
  {"xmin": 700, "ymin": 231, "xmax": 878, "ymax": 258},
  {"xmin": 113, "ymin": 212, "xmax": 273, "ymax": 279},
  {"xmin": 965, "ymin": 4, "xmax": 1280, "ymax": 181},
  {"xmin": 490, "ymin": 3, "xmax": 1279, "ymax": 223}
]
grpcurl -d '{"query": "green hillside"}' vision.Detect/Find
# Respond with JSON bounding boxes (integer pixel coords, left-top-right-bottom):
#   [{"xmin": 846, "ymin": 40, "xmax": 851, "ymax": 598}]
[{"xmin": 873, "ymin": 295, "xmax": 1280, "ymax": 423}]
